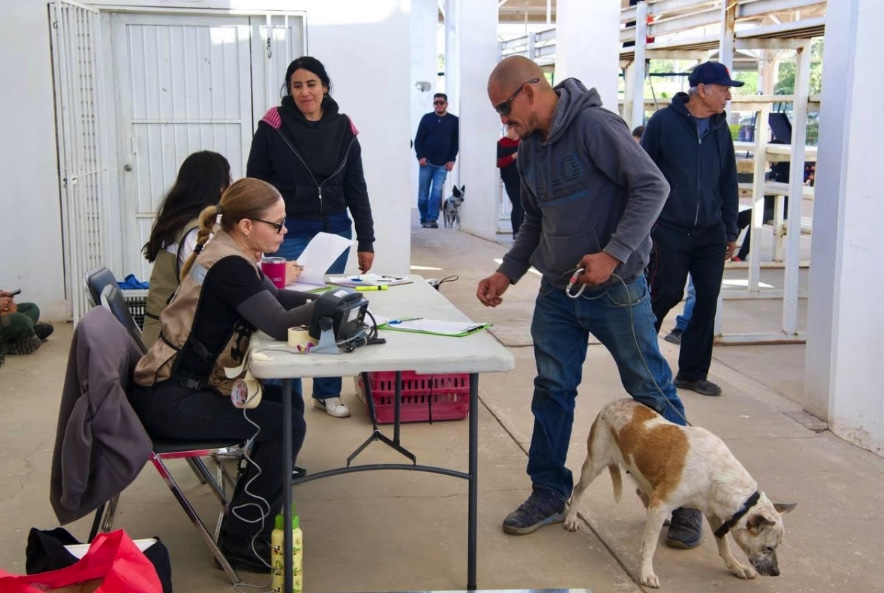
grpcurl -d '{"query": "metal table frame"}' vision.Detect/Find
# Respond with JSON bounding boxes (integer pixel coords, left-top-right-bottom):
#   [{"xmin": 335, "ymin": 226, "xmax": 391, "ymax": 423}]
[{"xmin": 249, "ymin": 278, "xmax": 514, "ymax": 592}]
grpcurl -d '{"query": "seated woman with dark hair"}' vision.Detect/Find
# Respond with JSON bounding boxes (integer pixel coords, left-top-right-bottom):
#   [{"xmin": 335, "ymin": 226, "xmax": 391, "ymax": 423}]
[
  {"xmin": 141, "ymin": 151, "xmax": 232, "ymax": 347},
  {"xmin": 131, "ymin": 178, "xmax": 313, "ymax": 573}
]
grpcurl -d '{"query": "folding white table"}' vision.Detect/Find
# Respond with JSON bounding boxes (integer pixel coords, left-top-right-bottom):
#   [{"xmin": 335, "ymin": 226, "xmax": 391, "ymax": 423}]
[{"xmin": 249, "ymin": 277, "xmax": 515, "ymax": 592}]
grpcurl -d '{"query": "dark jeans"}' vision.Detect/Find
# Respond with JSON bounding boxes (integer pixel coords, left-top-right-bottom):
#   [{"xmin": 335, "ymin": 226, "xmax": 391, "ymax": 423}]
[
  {"xmin": 273, "ymin": 216, "xmax": 352, "ymax": 399},
  {"xmin": 502, "ymin": 176, "xmax": 524, "ymax": 237},
  {"xmin": 647, "ymin": 223, "xmax": 727, "ymax": 382},
  {"xmin": 528, "ymin": 275, "xmax": 687, "ymax": 502},
  {"xmin": 130, "ymin": 380, "xmax": 306, "ymax": 539}
]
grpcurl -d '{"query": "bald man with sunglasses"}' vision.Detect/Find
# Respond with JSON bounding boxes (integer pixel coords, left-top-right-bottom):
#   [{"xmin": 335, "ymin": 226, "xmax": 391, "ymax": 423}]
[{"xmin": 477, "ymin": 56, "xmax": 698, "ymax": 548}]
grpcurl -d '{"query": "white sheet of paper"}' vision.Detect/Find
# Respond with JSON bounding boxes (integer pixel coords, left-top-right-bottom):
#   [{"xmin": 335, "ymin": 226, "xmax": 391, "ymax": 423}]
[{"xmin": 292, "ymin": 232, "xmax": 353, "ymax": 286}]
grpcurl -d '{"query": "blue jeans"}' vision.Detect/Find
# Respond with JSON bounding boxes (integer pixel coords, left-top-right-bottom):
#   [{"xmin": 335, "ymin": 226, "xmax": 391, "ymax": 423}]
[
  {"xmin": 272, "ymin": 219, "xmax": 352, "ymax": 399},
  {"xmin": 528, "ymin": 275, "xmax": 687, "ymax": 502},
  {"xmin": 417, "ymin": 164, "xmax": 448, "ymax": 223},
  {"xmin": 674, "ymin": 276, "xmax": 696, "ymax": 332}
]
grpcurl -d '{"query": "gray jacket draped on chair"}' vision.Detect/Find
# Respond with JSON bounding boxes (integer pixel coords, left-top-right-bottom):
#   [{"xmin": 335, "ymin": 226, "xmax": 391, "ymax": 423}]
[{"xmin": 50, "ymin": 307, "xmax": 152, "ymax": 524}]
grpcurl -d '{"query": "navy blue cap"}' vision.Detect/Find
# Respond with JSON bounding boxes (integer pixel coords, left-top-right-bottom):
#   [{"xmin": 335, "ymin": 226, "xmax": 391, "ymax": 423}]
[{"xmin": 688, "ymin": 61, "xmax": 744, "ymax": 87}]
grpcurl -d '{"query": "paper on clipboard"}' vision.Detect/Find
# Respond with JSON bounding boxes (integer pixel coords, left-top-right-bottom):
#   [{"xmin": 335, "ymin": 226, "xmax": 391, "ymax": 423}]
[
  {"xmin": 327, "ymin": 273, "xmax": 412, "ymax": 287},
  {"xmin": 379, "ymin": 318, "xmax": 491, "ymax": 337}
]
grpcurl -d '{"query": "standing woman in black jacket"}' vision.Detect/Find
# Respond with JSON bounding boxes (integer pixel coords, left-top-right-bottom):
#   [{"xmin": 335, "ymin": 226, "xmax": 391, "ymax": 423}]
[{"xmin": 247, "ymin": 56, "xmax": 375, "ymax": 419}]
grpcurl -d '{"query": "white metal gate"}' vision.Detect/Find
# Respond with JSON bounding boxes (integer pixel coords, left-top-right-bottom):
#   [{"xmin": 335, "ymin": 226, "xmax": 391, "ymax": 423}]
[
  {"xmin": 113, "ymin": 13, "xmax": 253, "ymax": 280},
  {"xmin": 111, "ymin": 12, "xmax": 304, "ymax": 280},
  {"xmin": 50, "ymin": 0, "xmax": 110, "ymax": 321}
]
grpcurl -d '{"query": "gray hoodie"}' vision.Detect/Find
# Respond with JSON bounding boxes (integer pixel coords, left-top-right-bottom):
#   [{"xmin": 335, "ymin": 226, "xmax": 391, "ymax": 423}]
[{"xmin": 497, "ymin": 79, "xmax": 670, "ymax": 289}]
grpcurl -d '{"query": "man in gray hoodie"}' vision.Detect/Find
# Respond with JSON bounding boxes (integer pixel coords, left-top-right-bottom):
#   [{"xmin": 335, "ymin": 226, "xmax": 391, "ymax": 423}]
[{"xmin": 477, "ymin": 56, "xmax": 699, "ymax": 547}]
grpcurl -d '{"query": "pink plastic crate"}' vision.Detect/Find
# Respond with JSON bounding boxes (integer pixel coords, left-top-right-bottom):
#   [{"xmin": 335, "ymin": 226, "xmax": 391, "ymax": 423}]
[{"xmin": 358, "ymin": 371, "xmax": 470, "ymax": 424}]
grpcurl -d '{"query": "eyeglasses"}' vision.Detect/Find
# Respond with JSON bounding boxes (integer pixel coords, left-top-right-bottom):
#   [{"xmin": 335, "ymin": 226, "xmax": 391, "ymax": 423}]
[
  {"xmin": 433, "ymin": 100, "xmax": 446, "ymax": 105},
  {"xmin": 494, "ymin": 78, "xmax": 540, "ymax": 116},
  {"xmin": 253, "ymin": 218, "xmax": 286, "ymax": 234}
]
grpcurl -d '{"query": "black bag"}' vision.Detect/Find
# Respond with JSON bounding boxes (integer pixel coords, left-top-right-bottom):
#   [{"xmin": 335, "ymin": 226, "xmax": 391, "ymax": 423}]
[{"xmin": 25, "ymin": 527, "xmax": 173, "ymax": 593}]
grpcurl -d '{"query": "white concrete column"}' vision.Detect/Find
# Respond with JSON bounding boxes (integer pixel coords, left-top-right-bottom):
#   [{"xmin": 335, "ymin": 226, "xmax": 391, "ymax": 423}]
[
  {"xmin": 411, "ymin": 0, "xmax": 438, "ymax": 217},
  {"xmin": 805, "ymin": 0, "xmax": 884, "ymax": 456},
  {"xmin": 443, "ymin": 0, "xmax": 460, "ymax": 109},
  {"xmin": 444, "ymin": 0, "xmax": 499, "ymax": 239},
  {"xmin": 555, "ymin": 0, "xmax": 620, "ymax": 111}
]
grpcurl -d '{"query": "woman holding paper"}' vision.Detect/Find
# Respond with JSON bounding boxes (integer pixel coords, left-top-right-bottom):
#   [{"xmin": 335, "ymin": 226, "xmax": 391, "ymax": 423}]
[{"xmin": 247, "ymin": 55, "xmax": 376, "ymax": 418}]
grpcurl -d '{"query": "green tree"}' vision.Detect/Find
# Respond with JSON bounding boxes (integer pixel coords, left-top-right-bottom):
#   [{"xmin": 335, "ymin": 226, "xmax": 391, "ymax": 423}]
[{"xmin": 775, "ymin": 39, "xmax": 824, "ymax": 95}]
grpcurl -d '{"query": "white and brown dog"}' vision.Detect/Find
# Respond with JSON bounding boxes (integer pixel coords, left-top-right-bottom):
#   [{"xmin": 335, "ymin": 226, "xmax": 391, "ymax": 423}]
[{"xmin": 564, "ymin": 399, "xmax": 795, "ymax": 589}]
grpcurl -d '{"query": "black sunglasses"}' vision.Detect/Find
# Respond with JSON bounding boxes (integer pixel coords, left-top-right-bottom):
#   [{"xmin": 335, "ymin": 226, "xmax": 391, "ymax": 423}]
[
  {"xmin": 433, "ymin": 100, "xmax": 446, "ymax": 105},
  {"xmin": 494, "ymin": 78, "xmax": 540, "ymax": 116},
  {"xmin": 253, "ymin": 218, "xmax": 286, "ymax": 234}
]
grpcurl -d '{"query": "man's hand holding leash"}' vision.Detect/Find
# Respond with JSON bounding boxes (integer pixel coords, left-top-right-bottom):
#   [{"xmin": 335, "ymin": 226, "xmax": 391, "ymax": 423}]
[{"xmin": 575, "ymin": 252, "xmax": 621, "ymax": 286}]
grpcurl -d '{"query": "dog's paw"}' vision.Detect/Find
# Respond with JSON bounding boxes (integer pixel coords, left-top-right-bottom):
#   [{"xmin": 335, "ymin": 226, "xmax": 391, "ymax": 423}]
[
  {"xmin": 639, "ymin": 570, "xmax": 661, "ymax": 589},
  {"xmin": 730, "ymin": 564, "xmax": 758, "ymax": 580},
  {"xmin": 562, "ymin": 514, "xmax": 580, "ymax": 532}
]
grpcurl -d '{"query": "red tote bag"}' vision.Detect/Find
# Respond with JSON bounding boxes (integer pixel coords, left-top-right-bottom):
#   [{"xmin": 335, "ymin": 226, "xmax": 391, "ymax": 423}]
[{"xmin": 0, "ymin": 530, "xmax": 162, "ymax": 593}]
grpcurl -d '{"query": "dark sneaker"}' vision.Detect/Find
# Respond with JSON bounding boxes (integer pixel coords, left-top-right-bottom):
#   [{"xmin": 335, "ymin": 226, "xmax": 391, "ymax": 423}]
[
  {"xmin": 34, "ymin": 323, "xmax": 54, "ymax": 341},
  {"xmin": 216, "ymin": 532, "xmax": 272, "ymax": 573},
  {"xmin": 428, "ymin": 220, "xmax": 439, "ymax": 228},
  {"xmin": 502, "ymin": 486, "xmax": 567, "ymax": 535},
  {"xmin": 666, "ymin": 507, "xmax": 703, "ymax": 549},
  {"xmin": 8, "ymin": 336, "xmax": 41, "ymax": 355},
  {"xmin": 673, "ymin": 377, "xmax": 722, "ymax": 396},
  {"xmin": 663, "ymin": 328, "xmax": 683, "ymax": 345}
]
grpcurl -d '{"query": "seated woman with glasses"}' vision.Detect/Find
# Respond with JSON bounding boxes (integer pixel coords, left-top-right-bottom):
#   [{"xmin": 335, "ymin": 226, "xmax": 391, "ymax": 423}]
[{"xmin": 131, "ymin": 177, "xmax": 313, "ymax": 573}]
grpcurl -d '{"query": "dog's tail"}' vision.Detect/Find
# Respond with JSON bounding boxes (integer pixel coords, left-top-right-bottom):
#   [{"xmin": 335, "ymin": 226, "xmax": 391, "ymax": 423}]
[{"xmin": 609, "ymin": 464, "xmax": 622, "ymax": 503}]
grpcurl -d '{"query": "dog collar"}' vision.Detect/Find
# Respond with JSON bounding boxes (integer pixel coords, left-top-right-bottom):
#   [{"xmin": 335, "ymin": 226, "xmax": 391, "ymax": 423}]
[{"xmin": 714, "ymin": 491, "xmax": 761, "ymax": 539}]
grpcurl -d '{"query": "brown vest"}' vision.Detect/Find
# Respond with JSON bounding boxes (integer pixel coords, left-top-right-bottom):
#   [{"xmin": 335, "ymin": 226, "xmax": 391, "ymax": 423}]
[
  {"xmin": 134, "ymin": 230, "xmax": 260, "ymax": 395},
  {"xmin": 142, "ymin": 218, "xmax": 200, "ymax": 348}
]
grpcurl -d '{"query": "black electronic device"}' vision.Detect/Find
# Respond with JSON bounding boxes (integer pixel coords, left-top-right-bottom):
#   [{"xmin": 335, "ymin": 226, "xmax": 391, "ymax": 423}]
[
  {"xmin": 8, "ymin": 289, "xmax": 21, "ymax": 297},
  {"xmin": 308, "ymin": 287, "xmax": 370, "ymax": 353}
]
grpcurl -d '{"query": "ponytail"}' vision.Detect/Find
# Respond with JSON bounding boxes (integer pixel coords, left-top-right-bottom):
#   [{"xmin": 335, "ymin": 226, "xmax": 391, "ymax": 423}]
[{"xmin": 179, "ymin": 204, "xmax": 219, "ymax": 280}]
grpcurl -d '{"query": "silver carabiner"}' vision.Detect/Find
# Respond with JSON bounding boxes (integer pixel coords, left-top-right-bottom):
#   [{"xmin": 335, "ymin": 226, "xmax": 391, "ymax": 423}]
[{"xmin": 566, "ymin": 268, "xmax": 586, "ymax": 299}]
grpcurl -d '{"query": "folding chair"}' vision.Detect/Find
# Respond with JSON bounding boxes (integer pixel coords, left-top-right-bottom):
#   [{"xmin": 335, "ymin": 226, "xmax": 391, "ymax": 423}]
[
  {"xmin": 81, "ymin": 267, "xmax": 244, "ymax": 583},
  {"xmin": 82, "ymin": 267, "xmax": 216, "ymax": 488}
]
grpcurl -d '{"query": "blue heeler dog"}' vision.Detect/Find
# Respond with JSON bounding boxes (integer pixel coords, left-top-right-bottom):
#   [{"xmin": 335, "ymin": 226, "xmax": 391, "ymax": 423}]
[{"xmin": 442, "ymin": 185, "xmax": 465, "ymax": 229}]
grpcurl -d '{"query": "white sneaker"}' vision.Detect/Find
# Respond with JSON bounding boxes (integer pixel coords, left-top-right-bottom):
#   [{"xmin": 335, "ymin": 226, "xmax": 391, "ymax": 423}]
[{"xmin": 314, "ymin": 397, "xmax": 351, "ymax": 418}]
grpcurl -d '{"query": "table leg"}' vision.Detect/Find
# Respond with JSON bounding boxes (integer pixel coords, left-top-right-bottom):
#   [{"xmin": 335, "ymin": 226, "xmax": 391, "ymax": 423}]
[
  {"xmin": 468, "ymin": 372, "xmax": 478, "ymax": 590},
  {"xmin": 283, "ymin": 378, "xmax": 294, "ymax": 593}
]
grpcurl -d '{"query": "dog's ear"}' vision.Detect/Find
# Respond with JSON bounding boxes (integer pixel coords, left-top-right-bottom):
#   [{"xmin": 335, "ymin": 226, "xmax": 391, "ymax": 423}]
[
  {"xmin": 746, "ymin": 513, "xmax": 777, "ymax": 533},
  {"xmin": 773, "ymin": 502, "xmax": 797, "ymax": 515}
]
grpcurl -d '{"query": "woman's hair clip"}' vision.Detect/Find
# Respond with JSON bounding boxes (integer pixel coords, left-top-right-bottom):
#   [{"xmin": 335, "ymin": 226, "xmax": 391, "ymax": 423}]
[
  {"xmin": 216, "ymin": 204, "xmax": 223, "ymax": 216},
  {"xmin": 194, "ymin": 243, "xmax": 204, "ymax": 254}
]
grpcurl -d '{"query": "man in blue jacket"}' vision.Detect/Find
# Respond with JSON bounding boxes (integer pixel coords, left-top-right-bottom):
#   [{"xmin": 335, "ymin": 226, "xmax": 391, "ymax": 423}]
[
  {"xmin": 642, "ymin": 62, "xmax": 743, "ymax": 395},
  {"xmin": 642, "ymin": 61, "xmax": 741, "ymax": 402},
  {"xmin": 478, "ymin": 56, "xmax": 698, "ymax": 548},
  {"xmin": 414, "ymin": 93, "xmax": 459, "ymax": 228}
]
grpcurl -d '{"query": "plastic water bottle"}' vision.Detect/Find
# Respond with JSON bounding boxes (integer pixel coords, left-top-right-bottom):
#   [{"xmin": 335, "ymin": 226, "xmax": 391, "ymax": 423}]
[{"xmin": 271, "ymin": 506, "xmax": 303, "ymax": 593}]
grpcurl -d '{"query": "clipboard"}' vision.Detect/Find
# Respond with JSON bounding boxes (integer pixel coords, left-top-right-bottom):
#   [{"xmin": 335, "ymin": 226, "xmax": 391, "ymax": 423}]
[
  {"xmin": 328, "ymin": 274, "xmax": 412, "ymax": 288},
  {"xmin": 379, "ymin": 318, "xmax": 491, "ymax": 337}
]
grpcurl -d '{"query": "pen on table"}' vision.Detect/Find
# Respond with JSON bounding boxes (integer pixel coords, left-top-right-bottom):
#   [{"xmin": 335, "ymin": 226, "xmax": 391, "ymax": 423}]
[
  {"xmin": 355, "ymin": 285, "xmax": 388, "ymax": 291},
  {"xmin": 388, "ymin": 317, "xmax": 422, "ymax": 324}
]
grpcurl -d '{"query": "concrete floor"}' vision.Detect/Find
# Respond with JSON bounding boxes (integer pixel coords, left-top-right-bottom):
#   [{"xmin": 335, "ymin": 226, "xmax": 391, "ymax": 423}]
[{"xmin": 1, "ymin": 213, "xmax": 882, "ymax": 593}]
